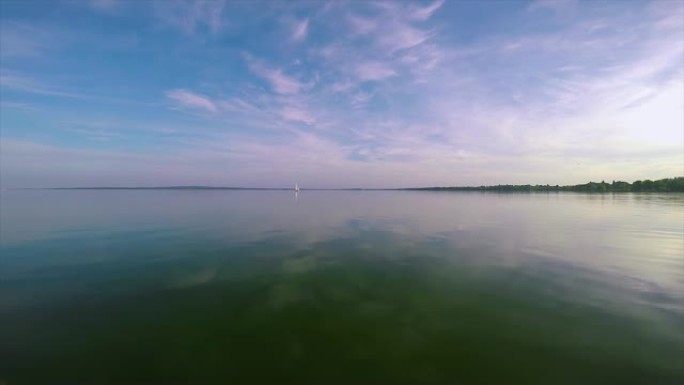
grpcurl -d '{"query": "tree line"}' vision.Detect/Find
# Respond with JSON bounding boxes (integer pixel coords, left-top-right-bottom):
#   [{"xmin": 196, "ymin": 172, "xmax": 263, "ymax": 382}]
[{"xmin": 407, "ymin": 177, "xmax": 684, "ymax": 193}]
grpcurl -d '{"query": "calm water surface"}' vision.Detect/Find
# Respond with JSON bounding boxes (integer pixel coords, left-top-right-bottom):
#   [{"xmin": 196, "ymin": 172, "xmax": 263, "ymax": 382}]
[{"xmin": 1, "ymin": 190, "xmax": 683, "ymax": 384}]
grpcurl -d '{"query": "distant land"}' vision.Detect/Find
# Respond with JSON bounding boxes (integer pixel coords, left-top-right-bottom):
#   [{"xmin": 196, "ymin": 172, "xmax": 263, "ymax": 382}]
[
  {"xmin": 18, "ymin": 177, "xmax": 684, "ymax": 192},
  {"xmin": 404, "ymin": 177, "xmax": 684, "ymax": 193}
]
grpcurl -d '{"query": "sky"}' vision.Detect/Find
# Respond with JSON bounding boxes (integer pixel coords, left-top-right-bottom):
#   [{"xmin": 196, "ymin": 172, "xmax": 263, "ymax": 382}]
[{"xmin": 0, "ymin": 0, "xmax": 682, "ymax": 188}]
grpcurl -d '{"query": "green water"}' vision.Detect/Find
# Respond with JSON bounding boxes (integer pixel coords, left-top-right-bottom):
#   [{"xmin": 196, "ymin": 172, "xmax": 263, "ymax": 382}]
[{"xmin": 1, "ymin": 190, "xmax": 683, "ymax": 384}]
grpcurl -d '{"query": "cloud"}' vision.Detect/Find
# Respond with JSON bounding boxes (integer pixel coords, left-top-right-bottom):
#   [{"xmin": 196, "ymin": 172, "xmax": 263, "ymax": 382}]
[
  {"xmin": 166, "ymin": 89, "xmax": 218, "ymax": 113},
  {"xmin": 219, "ymin": 98, "xmax": 259, "ymax": 114},
  {"xmin": 0, "ymin": 139, "xmax": 239, "ymax": 188},
  {"xmin": 347, "ymin": 14, "xmax": 377, "ymax": 35},
  {"xmin": 382, "ymin": 23, "xmax": 432, "ymax": 53},
  {"xmin": 354, "ymin": 1, "xmax": 439, "ymax": 53},
  {"xmin": 0, "ymin": 21, "xmax": 58, "ymax": 58},
  {"xmin": 246, "ymin": 55, "xmax": 306, "ymax": 94},
  {"xmin": 155, "ymin": 0, "xmax": 226, "ymax": 34},
  {"xmin": 292, "ymin": 18, "xmax": 309, "ymax": 41},
  {"xmin": 0, "ymin": 100, "xmax": 29, "ymax": 108},
  {"xmin": 330, "ymin": 80, "xmax": 356, "ymax": 93},
  {"xmin": 2, "ymin": 0, "xmax": 682, "ymax": 188},
  {"xmin": 350, "ymin": 91, "xmax": 373, "ymax": 108},
  {"xmin": 354, "ymin": 61, "xmax": 396, "ymax": 81},
  {"xmin": 409, "ymin": 0, "xmax": 445, "ymax": 21},
  {"xmin": 527, "ymin": 0, "xmax": 577, "ymax": 13},
  {"xmin": 0, "ymin": 70, "xmax": 159, "ymax": 108},
  {"xmin": 64, "ymin": 126, "xmax": 124, "ymax": 142},
  {"xmin": 280, "ymin": 106, "xmax": 315, "ymax": 124},
  {"xmin": 0, "ymin": 71, "xmax": 82, "ymax": 98}
]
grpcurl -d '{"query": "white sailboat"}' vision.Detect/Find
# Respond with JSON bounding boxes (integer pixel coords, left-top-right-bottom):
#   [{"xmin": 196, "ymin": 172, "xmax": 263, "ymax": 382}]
[{"xmin": 295, "ymin": 183, "xmax": 300, "ymax": 192}]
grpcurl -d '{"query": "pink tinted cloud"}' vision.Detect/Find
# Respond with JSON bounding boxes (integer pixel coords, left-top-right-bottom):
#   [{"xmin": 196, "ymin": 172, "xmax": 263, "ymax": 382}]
[{"xmin": 166, "ymin": 89, "xmax": 218, "ymax": 113}]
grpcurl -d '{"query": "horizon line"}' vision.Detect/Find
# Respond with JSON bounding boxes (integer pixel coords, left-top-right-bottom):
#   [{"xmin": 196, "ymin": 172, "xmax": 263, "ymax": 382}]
[{"xmin": 5, "ymin": 176, "xmax": 682, "ymax": 191}]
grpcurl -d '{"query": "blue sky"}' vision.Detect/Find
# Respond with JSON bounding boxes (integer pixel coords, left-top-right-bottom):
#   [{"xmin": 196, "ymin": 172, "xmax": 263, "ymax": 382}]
[{"xmin": 1, "ymin": 0, "xmax": 682, "ymax": 188}]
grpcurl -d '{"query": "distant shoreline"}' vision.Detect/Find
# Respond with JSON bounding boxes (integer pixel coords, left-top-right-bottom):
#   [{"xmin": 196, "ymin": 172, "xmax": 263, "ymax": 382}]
[{"xmin": 7, "ymin": 177, "xmax": 684, "ymax": 193}]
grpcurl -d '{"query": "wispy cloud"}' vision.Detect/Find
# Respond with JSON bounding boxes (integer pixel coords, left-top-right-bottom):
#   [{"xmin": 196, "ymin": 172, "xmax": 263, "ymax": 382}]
[
  {"xmin": 350, "ymin": 91, "xmax": 374, "ymax": 108},
  {"xmin": 527, "ymin": 0, "xmax": 577, "ymax": 14},
  {"xmin": 219, "ymin": 98, "xmax": 259, "ymax": 114},
  {"xmin": 0, "ymin": 21, "xmax": 58, "ymax": 58},
  {"xmin": 2, "ymin": 0, "xmax": 682, "ymax": 187},
  {"xmin": 347, "ymin": 14, "xmax": 377, "ymax": 35},
  {"xmin": 1, "ymin": 70, "xmax": 159, "ymax": 108},
  {"xmin": 166, "ymin": 89, "xmax": 218, "ymax": 113},
  {"xmin": 0, "ymin": 100, "xmax": 33, "ymax": 109},
  {"xmin": 354, "ymin": 61, "xmax": 396, "ymax": 81},
  {"xmin": 63, "ymin": 123, "xmax": 125, "ymax": 142},
  {"xmin": 292, "ymin": 18, "xmax": 309, "ymax": 41},
  {"xmin": 155, "ymin": 0, "xmax": 226, "ymax": 34},
  {"xmin": 378, "ymin": 23, "xmax": 432, "ymax": 53},
  {"xmin": 330, "ymin": 80, "xmax": 356, "ymax": 93},
  {"xmin": 280, "ymin": 106, "xmax": 315, "ymax": 125},
  {"xmin": 360, "ymin": 1, "xmax": 440, "ymax": 53},
  {"xmin": 245, "ymin": 55, "xmax": 307, "ymax": 95},
  {"xmin": 409, "ymin": 0, "xmax": 445, "ymax": 21},
  {"xmin": 0, "ymin": 71, "xmax": 82, "ymax": 98}
]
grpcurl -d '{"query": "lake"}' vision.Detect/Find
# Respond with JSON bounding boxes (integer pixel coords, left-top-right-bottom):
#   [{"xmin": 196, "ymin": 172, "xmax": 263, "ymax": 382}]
[{"xmin": 1, "ymin": 190, "xmax": 682, "ymax": 384}]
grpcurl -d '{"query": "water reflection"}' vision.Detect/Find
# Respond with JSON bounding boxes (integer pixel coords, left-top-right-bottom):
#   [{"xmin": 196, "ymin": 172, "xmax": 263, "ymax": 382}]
[{"xmin": 1, "ymin": 190, "xmax": 683, "ymax": 384}]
